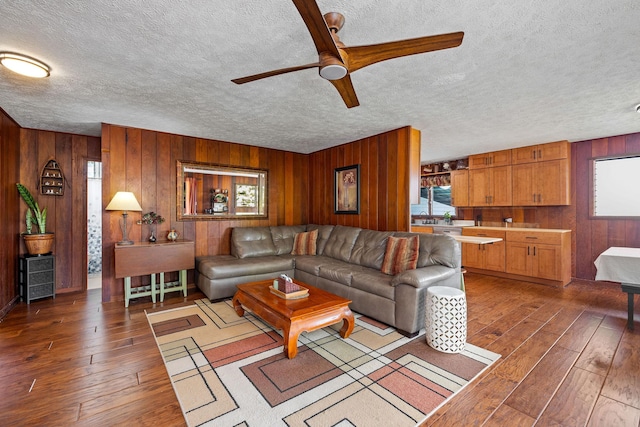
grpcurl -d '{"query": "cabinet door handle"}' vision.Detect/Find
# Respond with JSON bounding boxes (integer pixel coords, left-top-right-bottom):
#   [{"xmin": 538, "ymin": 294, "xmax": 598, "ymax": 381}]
[
  {"xmin": 532, "ymin": 194, "xmax": 536, "ymax": 203},
  {"xmin": 526, "ymin": 236, "xmax": 538, "ymax": 239},
  {"xmin": 533, "ymin": 246, "xmax": 537, "ymax": 256},
  {"xmin": 533, "ymin": 149, "xmax": 536, "ymax": 160},
  {"xmin": 538, "ymin": 149, "xmax": 542, "ymax": 159},
  {"xmin": 527, "ymin": 246, "xmax": 530, "ymax": 255}
]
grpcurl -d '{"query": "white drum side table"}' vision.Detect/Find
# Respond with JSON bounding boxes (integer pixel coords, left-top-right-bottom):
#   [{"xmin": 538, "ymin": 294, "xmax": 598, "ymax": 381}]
[{"xmin": 426, "ymin": 286, "xmax": 467, "ymax": 353}]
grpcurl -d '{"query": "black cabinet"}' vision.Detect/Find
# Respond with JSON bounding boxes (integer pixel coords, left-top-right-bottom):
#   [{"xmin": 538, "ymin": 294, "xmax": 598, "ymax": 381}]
[{"xmin": 19, "ymin": 255, "xmax": 56, "ymax": 304}]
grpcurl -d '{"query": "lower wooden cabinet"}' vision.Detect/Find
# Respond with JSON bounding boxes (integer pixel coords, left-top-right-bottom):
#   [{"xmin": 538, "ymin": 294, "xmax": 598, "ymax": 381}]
[
  {"xmin": 462, "ymin": 227, "xmax": 571, "ymax": 287},
  {"xmin": 462, "ymin": 229, "xmax": 505, "ymax": 272}
]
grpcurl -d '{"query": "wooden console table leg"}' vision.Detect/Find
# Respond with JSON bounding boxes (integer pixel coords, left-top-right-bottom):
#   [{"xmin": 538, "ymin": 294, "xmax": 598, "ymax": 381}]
[
  {"xmin": 150, "ymin": 273, "xmax": 158, "ymax": 304},
  {"xmin": 158, "ymin": 272, "xmax": 164, "ymax": 302},
  {"xmin": 180, "ymin": 269, "xmax": 187, "ymax": 297},
  {"xmin": 124, "ymin": 277, "xmax": 132, "ymax": 308}
]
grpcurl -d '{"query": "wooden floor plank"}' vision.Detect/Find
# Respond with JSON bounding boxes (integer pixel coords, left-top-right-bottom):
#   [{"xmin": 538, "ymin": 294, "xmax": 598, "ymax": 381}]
[
  {"xmin": 482, "ymin": 403, "xmax": 535, "ymax": 427},
  {"xmin": 588, "ymin": 395, "xmax": 640, "ymax": 427},
  {"xmin": 536, "ymin": 367, "xmax": 604, "ymax": 426},
  {"xmin": 504, "ymin": 344, "xmax": 580, "ymax": 418},
  {"xmin": 600, "ymin": 332, "xmax": 640, "ymax": 408},
  {"xmin": 574, "ymin": 320, "xmax": 625, "ymax": 377}
]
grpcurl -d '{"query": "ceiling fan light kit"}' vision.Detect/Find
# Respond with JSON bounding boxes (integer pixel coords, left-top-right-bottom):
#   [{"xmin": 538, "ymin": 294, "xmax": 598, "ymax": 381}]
[
  {"xmin": 0, "ymin": 52, "xmax": 50, "ymax": 78},
  {"xmin": 232, "ymin": 1, "xmax": 463, "ymax": 108}
]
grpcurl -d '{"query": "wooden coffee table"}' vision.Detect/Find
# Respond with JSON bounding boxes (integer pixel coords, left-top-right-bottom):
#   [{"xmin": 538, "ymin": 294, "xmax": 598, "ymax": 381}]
[{"xmin": 232, "ymin": 279, "xmax": 355, "ymax": 359}]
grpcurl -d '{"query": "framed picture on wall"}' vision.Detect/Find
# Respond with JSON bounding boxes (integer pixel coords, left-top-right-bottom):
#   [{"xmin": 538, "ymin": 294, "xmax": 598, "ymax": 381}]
[{"xmin": 334, "ymin": 164, "xmax": 360, "ymax": 214}]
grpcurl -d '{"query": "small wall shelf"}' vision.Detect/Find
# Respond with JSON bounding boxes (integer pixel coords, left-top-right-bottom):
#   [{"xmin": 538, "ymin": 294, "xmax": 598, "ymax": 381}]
[{"xmin": 39, "ymin": 159, "xmax": 65, "ymax": 196}]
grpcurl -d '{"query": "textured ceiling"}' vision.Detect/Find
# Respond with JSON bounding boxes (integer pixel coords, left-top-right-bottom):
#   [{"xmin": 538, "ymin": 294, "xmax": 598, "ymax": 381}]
[{"xmin": 1, "ymin": 1, "xmax": 640, "ymax": 162}]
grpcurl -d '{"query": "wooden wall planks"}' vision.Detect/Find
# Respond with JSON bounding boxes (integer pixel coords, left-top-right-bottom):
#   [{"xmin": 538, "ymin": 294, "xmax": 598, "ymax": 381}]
[
  {"xmin": 308, "ymin": 126, "xmax": 419, "ymax": 231},
  {"xmin": 573, "ymin": 133, "xmax": 640, "ymax": 280},
  {"xmin": 0, "ymin": 108, "xmax": 21, "ymax": 316},
  {"xmin": 17, "ymin": 129, "xmax": 101, "ymax": 296},
  {"xmin": 101, "ymin": 124, "xmax": 310, "ymax": 303}
]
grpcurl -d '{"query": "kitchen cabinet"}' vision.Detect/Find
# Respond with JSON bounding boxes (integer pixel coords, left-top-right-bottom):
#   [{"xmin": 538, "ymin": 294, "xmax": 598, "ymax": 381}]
[
  {"xmin": 469, "ymin": 165, "xmax": 512, "ymax": 206},
  {"xmin": 511, "ymin": 140, "xmax": 569, "ymax": 164},
  {"xmin": 505, "ymin": 229, "xmax": 571, "ymax": 285},
  {"xmin": 461, "ymin": 229, "xmax": 505, "ymax": 272},
  {"xmin": 450, "ymin": 169, "xmax": 469, "ymax": 207},
  {"xmin": 411, "ymin": 225, "xmax": 433, "ymax": 234},
  {"xmin": 512, "ymin": 158, "xmax": 570, "ymax": 205},
  {"xmin": 468, "ymin": 149, "xmax": 512, "ymax": 169}
]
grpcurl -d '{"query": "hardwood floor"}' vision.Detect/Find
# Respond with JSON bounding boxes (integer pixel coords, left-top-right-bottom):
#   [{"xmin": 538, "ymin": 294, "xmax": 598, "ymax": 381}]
[{"xmin": 1, "ymin": 274, "xmax": 639, "ymax": 426}]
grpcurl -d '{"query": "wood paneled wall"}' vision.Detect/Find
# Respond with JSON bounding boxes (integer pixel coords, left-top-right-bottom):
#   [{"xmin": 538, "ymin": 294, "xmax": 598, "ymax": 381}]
[
  {"xmin": 18, "ymin": 129, "xmax": 101, "ymax": 295},
  {"xmin": 101, "ymin": 124, "xmax": 309, "ymax": 303},
  {"xmin": 307, "ymin": 126, "xmax": 420, "ymax": 231},
  {"xmin": 574, "ymin": 133, "xmax": 640, "ymax": 279},
  {"xmin": 0, "ymin": 108, "xmax": 21, "ymax": 317}
]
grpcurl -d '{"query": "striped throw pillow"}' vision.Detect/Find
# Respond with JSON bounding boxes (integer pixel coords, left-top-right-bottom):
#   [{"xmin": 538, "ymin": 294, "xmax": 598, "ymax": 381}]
[
  {"xmin": 291, "ymin": 229, "xmax": 318, "ymax": 255},
  {"xmin": 381, "ymin": 236, "xmax": 419, "ymax": 275}
]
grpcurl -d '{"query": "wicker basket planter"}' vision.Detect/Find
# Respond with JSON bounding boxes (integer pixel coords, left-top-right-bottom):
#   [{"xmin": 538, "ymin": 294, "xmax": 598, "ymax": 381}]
[{"xmin": 23, "ymin": 233, "xmax": 55, "ymax": 255}]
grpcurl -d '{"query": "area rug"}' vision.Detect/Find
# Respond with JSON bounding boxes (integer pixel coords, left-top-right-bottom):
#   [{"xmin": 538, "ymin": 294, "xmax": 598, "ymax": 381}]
[{"xmin": 146, "ymin": 299, "xmax": 500, "ymax": 427}]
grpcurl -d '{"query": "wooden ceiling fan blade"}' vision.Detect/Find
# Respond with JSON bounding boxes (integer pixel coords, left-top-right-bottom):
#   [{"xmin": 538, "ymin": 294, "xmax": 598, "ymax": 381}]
[
  {"xmin": 329, "ymin": 75, "xmax": 360, "ymax": 108},
  {"xmin": 291, "ymin": 0, "xmax": 342, "ymax": 59},
  {"xmin": 231, "ymin": 63, "xmax": 320, "ymax": 84},
  {"xmin": 343, "ymin": 31, "xmax": 464, "ymax": 74}
]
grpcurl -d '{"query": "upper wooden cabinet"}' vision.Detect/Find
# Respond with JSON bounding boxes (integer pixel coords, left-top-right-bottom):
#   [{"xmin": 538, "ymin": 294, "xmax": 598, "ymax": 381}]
[
  {"xmin": 511, "ymin": 140, "xmax": 569, "ymax": 164},
  {"xmin": 469, "ymin": 166, "xmax": 512, "ymax": 206},
  {"xmin": 512, "ymin": 158, "xmax": 570, "ymax": 205},
  {"xmin": 468, "ymin": 149, "xmax": 512, "ymax": 169},
  {"xmin": 450, "ymin": 169, "xmax": 469, "ymax": 207}
]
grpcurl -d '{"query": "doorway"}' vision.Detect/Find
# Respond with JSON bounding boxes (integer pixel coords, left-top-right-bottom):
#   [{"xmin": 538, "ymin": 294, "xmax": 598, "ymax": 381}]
[{"xmin": 87, "ymin": 161, "xmax": 102, "ymax": 289}]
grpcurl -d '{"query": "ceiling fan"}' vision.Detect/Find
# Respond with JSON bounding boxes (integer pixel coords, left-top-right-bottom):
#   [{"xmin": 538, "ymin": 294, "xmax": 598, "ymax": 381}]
[{"xmin": 231, "ymin": 0, "xmax": 464, "ymax": 108}]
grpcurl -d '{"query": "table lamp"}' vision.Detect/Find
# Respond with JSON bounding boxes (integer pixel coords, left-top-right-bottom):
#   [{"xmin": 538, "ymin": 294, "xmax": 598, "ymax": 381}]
[{"xmin": 106, "ymin": 191, "xmax": 142, "ymax": 245}]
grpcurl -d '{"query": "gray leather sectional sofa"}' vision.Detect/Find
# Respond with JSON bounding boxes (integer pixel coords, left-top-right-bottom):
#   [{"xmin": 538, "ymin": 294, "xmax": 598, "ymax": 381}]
[{"xmin": 195, "ymin": 224, "xmax": 461, "ymax": 336}]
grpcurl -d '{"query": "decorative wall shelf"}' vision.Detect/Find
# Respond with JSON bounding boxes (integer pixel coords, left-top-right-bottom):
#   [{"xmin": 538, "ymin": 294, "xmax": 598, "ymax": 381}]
[{"xmin": 39, "ymin": 159, "xmax": 66, "ymax": 196}]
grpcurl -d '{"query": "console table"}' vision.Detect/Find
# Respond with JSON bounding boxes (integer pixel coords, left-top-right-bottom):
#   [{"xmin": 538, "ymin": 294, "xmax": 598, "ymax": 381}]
[
  {"xmin": 114, "ymin": 240, "xmax": 194, "ymax": 307},
  {"xmin": 594, "ymin": 247, "xmax": 640, "ymax": 330}
]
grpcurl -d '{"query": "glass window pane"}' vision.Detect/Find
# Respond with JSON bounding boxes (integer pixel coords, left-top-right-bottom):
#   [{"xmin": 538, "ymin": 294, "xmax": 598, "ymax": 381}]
[{"xmin": 593, "ymin": 156, "xmax": 640, "ymax": 217}]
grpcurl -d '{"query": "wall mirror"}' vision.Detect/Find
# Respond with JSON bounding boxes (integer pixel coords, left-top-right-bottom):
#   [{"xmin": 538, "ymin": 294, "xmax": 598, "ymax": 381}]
[{"xmin": 177, "ymin": 160, "xmax": 268, "ymax": 220}]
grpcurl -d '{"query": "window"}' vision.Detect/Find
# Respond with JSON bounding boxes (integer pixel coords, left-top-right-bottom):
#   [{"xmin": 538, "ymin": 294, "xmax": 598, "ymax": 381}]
[
  {"xmin": 592, "ymin": 155, "xmax": 640, "ymax": 217},
  {"xmin": 412, "ymin": 185, "xmax": 455, "ymax": 217}
]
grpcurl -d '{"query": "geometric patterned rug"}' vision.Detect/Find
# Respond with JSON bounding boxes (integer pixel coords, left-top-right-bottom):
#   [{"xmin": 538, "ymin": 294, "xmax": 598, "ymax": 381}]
[{"xmin": 146, "ymin": 299, "xmax": 500, "ymax": 427}]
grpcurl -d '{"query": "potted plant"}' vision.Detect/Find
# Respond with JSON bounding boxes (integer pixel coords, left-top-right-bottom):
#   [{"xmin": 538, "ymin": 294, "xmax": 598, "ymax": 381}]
[
  {"xmin": 137, "ymin": 211, "xmax": 165, "ymax": 242},
  {"xmin": 443, "ymin": 211, "xmax": 453, "ymax": 225},
  {"xmin": 16, "ymin": 183, "xmax": 55, "ymax": 255}
]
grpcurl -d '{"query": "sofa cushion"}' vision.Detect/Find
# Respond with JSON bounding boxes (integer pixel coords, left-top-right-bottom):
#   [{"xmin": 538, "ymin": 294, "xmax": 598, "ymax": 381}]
[
  {"xmin": 231, "ymin": 227, "xmax": 277, "ymax": 259},
  {"xmin": 322, "ymin": 225, "xmax": 361, "ymax": 262},
  {"xmin": 271, "ymin": 225, "xmax": 307, "ymax": 255},
  {"xmin": 394, "ymin": 232, "xmax": 460, "ymax": 269},
  {"xmin": 381, "ymin": 236, "xmax": 419, "ymax": 275},
  {"xmin": 198, "ymin": 255, "xmax": 294, "ymax": 279},
  {"xmin": 350, "ymin": 266, "xmax": 395, "ymax": 300},
  {"xmin": 293, "ymin": 254, "xmax": 333, "ymax": 276},
  {"xmin": 306, "ymin": 224, "xmax": 335, "ymax": 255},
  {"xmin": 291, "ymin": 229, "xmax": 318, "ymax": 255},
  {"xmin": 350, "ymin": 229, "xmax": 394, "ymax": 269},
  {"xmin": 317, "ymin": 260, "xmax": 355, "ymax": 286}
]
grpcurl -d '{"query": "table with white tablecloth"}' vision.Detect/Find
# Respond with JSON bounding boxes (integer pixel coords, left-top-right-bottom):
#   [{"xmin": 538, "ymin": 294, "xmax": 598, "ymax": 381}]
[{"xmin": 594, "ymin": 247, "xmax": 640, "ymax": 330}]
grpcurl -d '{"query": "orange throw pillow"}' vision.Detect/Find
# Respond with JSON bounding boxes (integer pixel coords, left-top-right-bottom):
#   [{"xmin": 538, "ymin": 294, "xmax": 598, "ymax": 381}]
[
  {"xmin": 381, "ymin": 236, "xmax": 419, "ymax": 275},
  {"xmin": 291, "ymin": 229, "xmax": 318, "ymax": 255}
]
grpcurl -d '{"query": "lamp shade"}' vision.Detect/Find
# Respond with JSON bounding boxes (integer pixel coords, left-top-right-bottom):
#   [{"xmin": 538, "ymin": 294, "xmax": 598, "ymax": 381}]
[{"xmin": 106, "ymin": 192, "xmax": 142, "ymax": 212}]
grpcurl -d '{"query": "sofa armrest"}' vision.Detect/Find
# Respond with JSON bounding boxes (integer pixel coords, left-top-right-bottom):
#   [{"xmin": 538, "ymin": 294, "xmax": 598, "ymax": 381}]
[{"xmin": 391, "ymin": 265, "xmax": 455, "ymax": 288}]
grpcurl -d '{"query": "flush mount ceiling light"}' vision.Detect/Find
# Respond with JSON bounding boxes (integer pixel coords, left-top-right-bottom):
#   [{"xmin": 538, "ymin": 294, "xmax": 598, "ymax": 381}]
[{"xmin": 0, "ymin": 52, "xmax": 50, "ymax": 78}]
